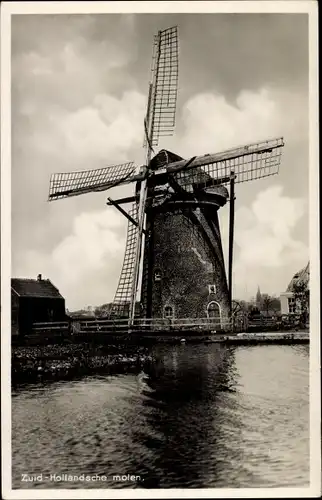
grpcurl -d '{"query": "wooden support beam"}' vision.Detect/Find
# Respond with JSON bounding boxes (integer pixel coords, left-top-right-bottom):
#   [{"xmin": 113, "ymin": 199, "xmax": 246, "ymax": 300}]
[
  {"xmin": 107, "ymin": 197, "xmax": 147, "ymax": 235},
  {"xmin": 106, "ymin": 195, "xmax": 137, "ymax": 206},
  {"xmin": 228, "ymin": 171, "xmax": 236, "ymax": 311}
]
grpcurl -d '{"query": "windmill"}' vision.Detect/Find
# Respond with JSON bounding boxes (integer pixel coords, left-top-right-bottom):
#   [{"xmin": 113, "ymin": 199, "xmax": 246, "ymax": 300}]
[{"xmin": 48, "ymin": 26, "xmax": 284, "ymax": 327}]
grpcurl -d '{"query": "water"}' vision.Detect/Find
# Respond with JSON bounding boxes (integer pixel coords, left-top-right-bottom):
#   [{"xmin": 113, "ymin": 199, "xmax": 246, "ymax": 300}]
[{"xmin": 12, "ymin": 343, "xmax": 309, "ymax": 489}]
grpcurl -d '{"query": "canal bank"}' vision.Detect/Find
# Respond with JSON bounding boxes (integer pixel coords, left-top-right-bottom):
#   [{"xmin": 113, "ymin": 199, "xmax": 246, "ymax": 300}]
[
  {"xmin": 12, "ymin": 343, "xmax": 152, "ymax": 386},
  {"xmin": 11, "ymin": 331, "xmax": 309, "ymax": 386}
]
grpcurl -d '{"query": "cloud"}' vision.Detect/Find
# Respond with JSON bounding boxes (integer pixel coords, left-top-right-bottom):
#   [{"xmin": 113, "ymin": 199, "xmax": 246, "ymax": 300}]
[
  {"xmin": 168, "ymin": 85, "xmax": 308, "ymax": 298},
  {"xmin": 235, "ymin": 185, "xmax": 307, "ymax": 264},
  {"xmin": 14, "ymin": 209, "xmax": 127, "ymax": 310},
  {"xmin": 52, "ymin": 90, "xmax": 146, "ymax": 164},
  {"xmin": 12, "ymin": 21, "xmax": 146, "ymax": 269},
  {"xmin": 11, "ymin": 16, "xmax": 147, "ymax": 310},
  {"xmin": 173, "ymin": 86, "xmax": 306, "ymax": 157},
  {"xmin": 220, "ymin": 185, "xmax": 308, "ymax": 299}
]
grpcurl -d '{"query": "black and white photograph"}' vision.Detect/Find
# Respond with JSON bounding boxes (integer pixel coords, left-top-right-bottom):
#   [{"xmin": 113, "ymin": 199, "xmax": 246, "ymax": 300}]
[{"xmin": 1, "ymin": 1, "xmax": 320, "ymax": 498}]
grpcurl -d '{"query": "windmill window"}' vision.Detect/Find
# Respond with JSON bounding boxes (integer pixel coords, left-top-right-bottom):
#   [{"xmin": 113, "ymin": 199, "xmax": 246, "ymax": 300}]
[
  {"xmin": 164, "ymin": 306, "xmax": 174, "ymax": 319},
  {"xmin": 206, "ymin": 262, "xmax": 213, "ymax": 273},
  {"xmin": 207, "ymin": 301, "xmax": 221, "ymax": 321},
  {"xmin": 154, "ymin": 269, "xmax": 162, "ymax": 282},
  {"xmin": 208, "ymin": 284, "xmax": 216, "ymax": 294}
]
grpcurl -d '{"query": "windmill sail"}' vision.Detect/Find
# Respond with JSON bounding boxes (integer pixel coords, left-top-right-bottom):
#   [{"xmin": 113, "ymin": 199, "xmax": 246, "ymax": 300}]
[
  {"xmin": 127, "ymin": 26, "xmax": 179, "ymax": 325},
  {"xmin": 166, "ymin": 137, "xmax": 284, "ymax": 191},
  {"xmin": 110, "ymin": 203, "xmax": 139, "ymax": 318},
  {"xmin": 144, "ymin": 26, "xmax": 179, "ymax": 151},
  {"xmin": 48, "ymin": 162, "xmax": 135, "ymax": 200}
]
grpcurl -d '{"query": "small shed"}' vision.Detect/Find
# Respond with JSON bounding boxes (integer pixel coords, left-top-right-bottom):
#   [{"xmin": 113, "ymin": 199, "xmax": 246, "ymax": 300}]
[{"xmin": 11, "ymin": 274, "xmax": 66, "ymax": 336}]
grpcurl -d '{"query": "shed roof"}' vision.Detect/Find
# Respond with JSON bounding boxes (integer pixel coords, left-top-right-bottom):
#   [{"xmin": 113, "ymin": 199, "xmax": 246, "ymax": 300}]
[{"xmin": 11, "ymin": 278, "xmax": 64, "ymax": 299}]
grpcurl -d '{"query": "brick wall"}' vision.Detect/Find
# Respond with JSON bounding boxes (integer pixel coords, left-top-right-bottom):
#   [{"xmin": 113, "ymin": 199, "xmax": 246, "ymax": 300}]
[{"xmin": 141, "ymin": 207, "xmax": 230, "ymax": 322}]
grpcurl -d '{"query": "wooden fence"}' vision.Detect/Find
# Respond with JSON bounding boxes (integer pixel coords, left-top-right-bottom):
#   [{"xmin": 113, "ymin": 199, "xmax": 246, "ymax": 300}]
[
  {"xmin": 30, "ymin": 314, "xmax": 307, "ymax": 337},
  {"xmin": 31, "ymin": 317, "xmax": 232, "ymax": 336},
  {"xmin": 31, "ymin": 321, "xmax": 70, "ymax": 334}
]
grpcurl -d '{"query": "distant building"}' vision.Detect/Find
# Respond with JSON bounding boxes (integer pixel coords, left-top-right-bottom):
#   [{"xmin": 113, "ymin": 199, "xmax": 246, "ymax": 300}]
[
  {"xmin": 11, "ymin": 274, "xmax": 66, "ymax": 336},
  {"xmin": 280, "ymin": 262, "xmax": 310, "ymax": 315},
  {"xmin": 255, "ymin": 286, "xmax": 262, "ymax": 308}
]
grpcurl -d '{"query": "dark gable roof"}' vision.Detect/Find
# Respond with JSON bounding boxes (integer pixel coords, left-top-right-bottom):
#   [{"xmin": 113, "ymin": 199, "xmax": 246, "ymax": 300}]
[{"xmin": 11, "ymin": 278, "xmax": 64, "ymax": 299}]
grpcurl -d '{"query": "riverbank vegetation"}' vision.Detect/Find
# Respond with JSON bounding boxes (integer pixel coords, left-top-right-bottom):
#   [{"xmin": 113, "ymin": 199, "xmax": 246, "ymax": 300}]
[{"xmin": 12, "ymin": 343, "xmax": 152, "ymax": 386}]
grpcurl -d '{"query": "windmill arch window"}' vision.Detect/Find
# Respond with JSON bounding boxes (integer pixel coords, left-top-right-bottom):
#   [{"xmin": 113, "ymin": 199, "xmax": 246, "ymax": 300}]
[
  {"xmin": 207, "ymin": 301, "xmax": 221, "ymax": 322},
  {"xmin": 164, "ymin": 305, "xmax": 174, "ymax": 319}
]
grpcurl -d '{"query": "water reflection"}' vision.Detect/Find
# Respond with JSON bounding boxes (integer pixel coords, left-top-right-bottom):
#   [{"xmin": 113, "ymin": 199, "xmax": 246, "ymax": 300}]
[
  {"xmin": 12, "ymin": 344, "xmax": 309, "ymax": 489},
  {"xmin": 126, "ymin": 344, "xmax": 239, "ymax": 487}
]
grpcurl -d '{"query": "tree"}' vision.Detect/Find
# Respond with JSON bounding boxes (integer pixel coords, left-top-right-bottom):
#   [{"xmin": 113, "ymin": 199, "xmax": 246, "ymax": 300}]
[
  {"xmin": 94, "ymin": 303, "xmax": 113, "ymax": 317},
  {"xmin": 231, "ymin": 300, "xmax": 248, "ymax": 330},
  {"xmin": 239, "ymin": 300, "xmax": 249, "ymax": 312},
  {"xmin": 260, "ymin": 294, "xmax": 273, "ymax": 316},
  {"xmin": 248, "ymin": 305, "xmax": 261, "ymax": 319},
  {"xmin": 259, "ymin": 294, "xmax": 281, "ymax": 316},
  {"xmin": 270, "ymin": 296, "xmax": 281, "ymax": 313}
]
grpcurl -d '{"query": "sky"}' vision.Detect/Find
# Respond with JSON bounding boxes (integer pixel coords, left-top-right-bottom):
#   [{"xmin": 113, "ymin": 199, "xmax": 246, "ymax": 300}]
[{"xmin": 11, "ymin": 12, "xmax": 310, "ymax": 311}]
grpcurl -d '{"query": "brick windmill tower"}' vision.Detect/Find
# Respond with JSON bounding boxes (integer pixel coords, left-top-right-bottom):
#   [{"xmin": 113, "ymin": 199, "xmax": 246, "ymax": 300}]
[{"xmin": 48, "ymin": 26, "xmax": 284, "ymax": 327}]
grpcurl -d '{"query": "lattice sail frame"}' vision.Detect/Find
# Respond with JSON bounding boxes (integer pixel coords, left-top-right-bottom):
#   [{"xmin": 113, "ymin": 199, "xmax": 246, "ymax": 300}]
[
  {"xmin": 173, "ymin": 138, "xmax": 284, "ymax": 191},
  {"xmin": 144, "ymin": 26, "xmax": 178, "ymax": 150},
  {"xmin": 110, "ymin": 203, "xmax": 139, "ymax": 317},
  {"xmin": 48, "ymin": 162, "xmax": 135, "ymax": 201}
]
